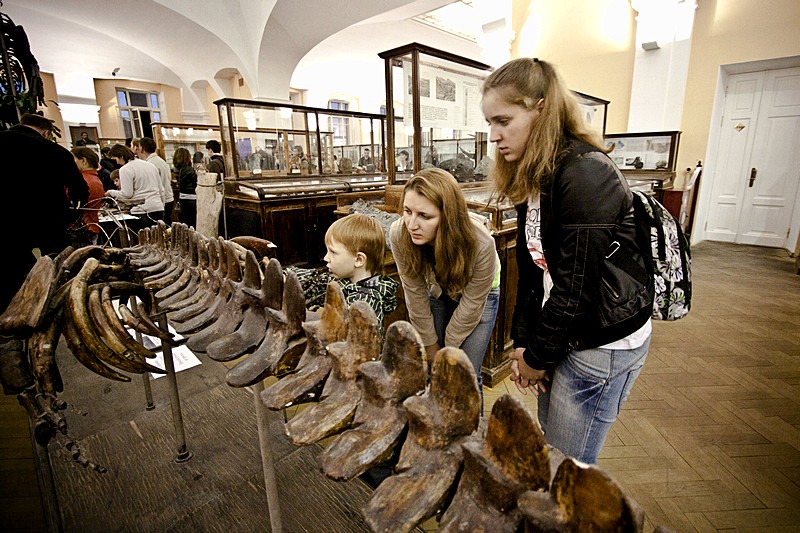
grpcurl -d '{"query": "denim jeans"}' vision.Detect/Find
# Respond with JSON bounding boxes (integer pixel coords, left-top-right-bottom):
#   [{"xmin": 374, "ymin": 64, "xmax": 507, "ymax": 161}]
[
  {"xmin": 537, "ymin": 334, "xmax": 651, "ymax": 464},
  {"xmin": 429, "ymin": 287, "xmax": 500, "ymax": 389}
]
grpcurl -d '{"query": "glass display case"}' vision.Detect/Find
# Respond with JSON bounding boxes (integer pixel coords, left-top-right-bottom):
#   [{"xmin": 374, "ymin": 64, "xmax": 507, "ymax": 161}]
[
  {"xmin": 151, "ymin": 122, "xmax": 221, "ymax": 169},
  {"xmin": 215, "ymin": 98, "xmax": 388, "ymax": 181},
  {"xmin": 379, "ymin": 43, "xmax": 493, "ymax": 185},
  {"xmin": 213, "ymin": 97, "xmax": 390, "ymax": 266},
  {"xmin": 575, "ymin": 91, "xmax": 610, "ymax": 139},
  {"xmin": 604, "ymin": 130, "xmax": 682, "ymax": 195}
]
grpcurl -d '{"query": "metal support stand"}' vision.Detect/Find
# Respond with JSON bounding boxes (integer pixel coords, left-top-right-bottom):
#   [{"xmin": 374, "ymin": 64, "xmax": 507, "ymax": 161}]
[
  {"xmin": 136, "ymin": 329, "xmax": 155, "ymax": 411},
  {"xmin": 252, "ymin": 380, "xmax": 282, "ymax": 533},
  {"xmin": 155, "ymin": 311, "xmax": 192, "ymax": 463}
]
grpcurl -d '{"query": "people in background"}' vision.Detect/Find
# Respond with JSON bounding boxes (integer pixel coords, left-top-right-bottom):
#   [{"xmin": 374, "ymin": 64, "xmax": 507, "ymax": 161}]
[
  {"xmin": 139, "ymin": 137, "xmax": 174, "ymax": 222},
  {"xmin": 390, "ymin": 168, "xmax": 500, "ymax": 394},
  {"xmin": 70, "ymin": 147, "xmax": 105, "ymax": 246},
  {"xmin": 130, "ymin": 138, "xmax": 142, "ymax": 157},
  {"xmin": 105, "ymin": 144, "xmax": 165, "ymax": 227},
  {"xmin": 358, "ymin": 147, "xmax": 375, "ymax": 171},
  {"xmin": 288, "ymin": 213, "xmax": 398, "ymax": 334},
  {"xmin": 205, "ymin": 140, "xmax": 226, "ymax": 177},
  {"xmin": 424, "ymin": 145, "xmax": 439, "ymax": 167},
  {"xmin": 99, "ymin": 145, "xmax": 118, "ymax": 190},
  {"xmin": 397, "ymin": 149, "xmax": 410, "ymax": 171},
  {"xmin": 173, "ymin": 147, "xmax": 197, "ymax": 228},
  {"xmin": 482, "ymin": 57, "xmax": 653, "ymax": 464},
  {"xmin": 0, "ymin": 113, "xmax": 88, "ymax": 313},
  {"xmin": 289, "ymin": 144, "xmax": 308, "ymax": 173}
]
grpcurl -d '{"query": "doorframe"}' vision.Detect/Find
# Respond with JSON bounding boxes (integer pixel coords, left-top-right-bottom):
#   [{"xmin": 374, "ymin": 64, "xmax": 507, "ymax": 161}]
[{"xmin": 694, "ymin": 55, "xmax": 800, "ymax": 251}]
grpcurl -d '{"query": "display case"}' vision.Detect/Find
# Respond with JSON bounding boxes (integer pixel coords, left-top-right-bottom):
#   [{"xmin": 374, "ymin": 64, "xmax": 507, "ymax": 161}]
[
  {"xmin": 213, "ymin": 97, "xmax": 390, "ymax": 266},
  {"xmin": 604, "ymin": 130, "xmax": 682, "ymax": 196},
  {"xmin": 379, "ymin": 42, "xmax": 493, "ymax": 186},
  {"xmin": 151, "ymin": 122, "xmax": 221, "ymax": 169},
  {"xmin": 575, "ymin": 91, "xmax": 610, "ymax": 139}
]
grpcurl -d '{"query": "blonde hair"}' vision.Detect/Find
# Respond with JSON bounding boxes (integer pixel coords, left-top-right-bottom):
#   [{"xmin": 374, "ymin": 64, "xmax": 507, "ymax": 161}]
[
  {"xmin": 482, "ymin": 58, "xmax": 607, "ymax": 204},
  {"xmin": 325, "ymin": 213, "xmax": 386, "ymax": 275},
  {"xmin": 395, "ymin": 168, "xmax": 477, "ymax": 296}
]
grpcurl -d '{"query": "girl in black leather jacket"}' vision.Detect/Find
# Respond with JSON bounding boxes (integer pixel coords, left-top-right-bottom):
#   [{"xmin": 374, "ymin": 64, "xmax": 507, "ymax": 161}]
[{"xmin": 482, "ymin": 58, "xmax": 653, "ymax": 464}]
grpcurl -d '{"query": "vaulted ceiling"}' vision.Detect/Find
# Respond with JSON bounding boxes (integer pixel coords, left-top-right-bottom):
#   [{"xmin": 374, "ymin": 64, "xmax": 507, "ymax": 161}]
[{"xmin": 2, "ymin": 0, "xmax": 484, "ymax": 116}]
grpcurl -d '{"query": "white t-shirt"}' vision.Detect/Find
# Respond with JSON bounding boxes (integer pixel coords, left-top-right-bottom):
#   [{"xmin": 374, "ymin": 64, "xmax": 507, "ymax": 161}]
[{"xmin": 526, "ymin": 195, "xmax": 650, "ymax": 350}]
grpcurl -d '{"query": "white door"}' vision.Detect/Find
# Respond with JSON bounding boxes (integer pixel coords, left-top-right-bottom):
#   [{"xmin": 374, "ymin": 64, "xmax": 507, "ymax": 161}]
[{"xmin": 706, "ymin": 68, "xmax": 800, "ymax": 247}]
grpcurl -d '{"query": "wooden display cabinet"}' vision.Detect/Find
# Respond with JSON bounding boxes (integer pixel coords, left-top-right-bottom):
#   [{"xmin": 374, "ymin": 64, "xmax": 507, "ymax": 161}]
[{"xmin": 213, "ymin": 97, "xmax": 390, "ymax": 267}]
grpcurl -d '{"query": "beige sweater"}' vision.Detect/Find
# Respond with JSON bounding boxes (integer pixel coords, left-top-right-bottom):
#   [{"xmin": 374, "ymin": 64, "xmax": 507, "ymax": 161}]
[{"xmin": 390, "ymin": 217, "xmax": 498, "ymax": 348}]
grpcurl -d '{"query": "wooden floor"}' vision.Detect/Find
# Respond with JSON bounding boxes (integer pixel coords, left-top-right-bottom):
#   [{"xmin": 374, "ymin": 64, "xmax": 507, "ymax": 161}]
[{"xmin": 1, "ymin": 241, "xmax": 799, "ymax": 532}]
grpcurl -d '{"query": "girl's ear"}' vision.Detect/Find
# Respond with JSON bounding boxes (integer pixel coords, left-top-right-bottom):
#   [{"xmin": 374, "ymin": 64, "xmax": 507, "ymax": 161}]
[
  {"xmin": 354, "ymin": 251, "xmax": 367, "ymax": 267},
  {"xmin": 536, "ymin": 98, "xmax": 544, "ymax": 111}
]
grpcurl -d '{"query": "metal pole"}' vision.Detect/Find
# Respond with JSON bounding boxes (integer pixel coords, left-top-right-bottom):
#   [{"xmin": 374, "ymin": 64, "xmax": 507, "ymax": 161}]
[
  {"xmin": 136, "ymin": 329, "xmax": 155, "ymax": 411},
  {"xmin": 155, "ymin": 309, "xmax": 192, "ymax": 463},
  {"xmin": 251, "ymin": 380, "xmax": 282, "ymax": 533}
]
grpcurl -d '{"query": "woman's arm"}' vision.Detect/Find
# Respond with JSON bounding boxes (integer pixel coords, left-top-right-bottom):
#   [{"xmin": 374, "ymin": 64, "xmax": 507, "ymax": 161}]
[
  {"xmin": 444, "ymin": 224, "xmax": 497, "ymax": 348},
  {"xmin": 389, "ymin": 220, "xmax": 438, "ymax": 346}
]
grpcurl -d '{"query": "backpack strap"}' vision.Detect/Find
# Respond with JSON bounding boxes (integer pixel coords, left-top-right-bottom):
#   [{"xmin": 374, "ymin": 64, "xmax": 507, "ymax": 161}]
[{"xmin": 606, "ymin": 192, "xmax": 653, "ymax": 288}]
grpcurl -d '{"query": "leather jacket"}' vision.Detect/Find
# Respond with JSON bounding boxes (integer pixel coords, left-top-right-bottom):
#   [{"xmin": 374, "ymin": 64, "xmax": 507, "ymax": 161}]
[{"xmin": 513, "ymin": 139, "xmax": 653, "ymax": 371}]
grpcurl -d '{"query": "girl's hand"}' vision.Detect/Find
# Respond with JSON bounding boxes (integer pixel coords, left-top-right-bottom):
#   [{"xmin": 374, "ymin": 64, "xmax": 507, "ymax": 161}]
[
  {"xmin": 509, "ymin": 348, "xmax": 550, "ymax": 396},
  {"xmin": 424, "ymin": 343, "xmax": 441, "ymax": 365}
]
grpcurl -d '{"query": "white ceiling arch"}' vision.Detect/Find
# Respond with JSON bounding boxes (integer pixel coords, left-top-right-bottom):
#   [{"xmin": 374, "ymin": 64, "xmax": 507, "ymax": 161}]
[{"xmin": 1, "ymin": 0, "xmax": 463, "ymax": 115}]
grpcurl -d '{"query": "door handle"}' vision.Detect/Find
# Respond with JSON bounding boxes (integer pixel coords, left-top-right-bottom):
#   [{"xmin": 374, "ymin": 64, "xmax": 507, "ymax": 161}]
[{"xmin": 749, "ymin": 168, "xmax": 757, "ymax": 187}]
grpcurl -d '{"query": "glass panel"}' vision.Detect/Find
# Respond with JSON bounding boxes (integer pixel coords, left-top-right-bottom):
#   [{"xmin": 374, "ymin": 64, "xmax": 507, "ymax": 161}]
[
  {"xmin": 117, "ymin": 90, "xmax": 128, "ymax": 106},
  {"xmin": 149, "ymin": 93, "xmax": 159, "ymax": 109},
  {"xmin": 120, "ymin": 109, "xmax": 130, "ymax": 119},
  {"xmin": 386, "ymin": 48, "xmax": 489, "ymax": 183},
  {"xmin": 153, "ymin": 112, "xmax": 161, "ymax": 122},
  {"xmin": 122, "ymin": 118, "xmax": 133, "ymax": 139},
  {"xmin": 129, "ymin": 92, "xmax": 148, "ymax": 107}
]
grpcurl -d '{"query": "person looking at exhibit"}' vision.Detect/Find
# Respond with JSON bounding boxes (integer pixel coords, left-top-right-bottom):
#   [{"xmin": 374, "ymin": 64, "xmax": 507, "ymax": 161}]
[
  {"xmin": 390, "ymin": 168, "xmax": 500, "ymax": 396},
  {"xmin": 173, "ymin": 147, "xmax": 197, "ymax": 228},
  {"xmin": 70, "ymin": 147, "xmax": 106, "ymax": 246},
  {"xmin": 482, "ymin": 57, "xmax": 653, "ymax": 464},
  {"xmin": 139, "ymin": 137, "xmax": 174, "ymax": 222},
  {"xmin": 0, "ymin": 113, "xmax": 88, "ymax": 314},
  {"xmin": 358, "ymin": 147, "xmax": 375, "ymax": 171},
  {"xmin": 206, "ymin": 140, "xmax": 226, "ymax": 177},
  {"xmin": 105, "ymin": 143, "xmax": 165, "ymax": 227}
]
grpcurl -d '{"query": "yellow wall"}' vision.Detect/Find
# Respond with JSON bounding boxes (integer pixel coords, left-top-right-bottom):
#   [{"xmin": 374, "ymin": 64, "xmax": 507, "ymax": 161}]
[
  {"xmin": 512, "ymin": 0, "xmax": 636, "ymax": 134},
  {"xmin": 94, "ymin": 78, "xmax": 183, "ymax": 139},
  {"xmin": 681, "ymin": 0, "xmax": 800, "ymax": 174}
]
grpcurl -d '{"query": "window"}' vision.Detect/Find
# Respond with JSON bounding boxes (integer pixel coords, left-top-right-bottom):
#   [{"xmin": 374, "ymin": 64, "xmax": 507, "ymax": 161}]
[
  {"xmin": 116, "ymin": 89, "xmax": 161, "ymax": 139},
  {"xmin": 328, "ymin": 99, "xmax": 350, "ymax": 146}
]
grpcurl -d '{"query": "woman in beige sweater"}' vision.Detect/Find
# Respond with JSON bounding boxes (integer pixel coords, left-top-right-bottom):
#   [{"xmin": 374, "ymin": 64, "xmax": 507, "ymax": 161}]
[{"xmin": 390, "ymin": 168, "xmax": 500, "ymax": 390}]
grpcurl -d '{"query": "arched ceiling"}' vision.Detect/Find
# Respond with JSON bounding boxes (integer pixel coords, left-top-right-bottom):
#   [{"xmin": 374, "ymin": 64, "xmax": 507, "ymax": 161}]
[{"xmin": 1, "ymin": 0, "xmax": 479, "ymax": 116}]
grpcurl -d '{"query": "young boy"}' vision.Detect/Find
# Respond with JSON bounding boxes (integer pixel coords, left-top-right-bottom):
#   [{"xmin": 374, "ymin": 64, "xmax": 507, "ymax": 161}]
[{"xmin": 290, "ymin": 213, "xmax": 398, "ymax": 331}]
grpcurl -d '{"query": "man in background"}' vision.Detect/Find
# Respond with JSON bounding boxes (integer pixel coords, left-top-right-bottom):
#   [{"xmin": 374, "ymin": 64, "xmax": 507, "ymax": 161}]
[
  {"xmin": 0, "ymin": 113, "xmax": 88, "ymax": 313},
  {"xmin": 206, "ymin": 140, "xmax": 226, "ymax": 177},
  {"xmin": 140, "ymin": 137, "xmax": 174, "ymax": 222}
]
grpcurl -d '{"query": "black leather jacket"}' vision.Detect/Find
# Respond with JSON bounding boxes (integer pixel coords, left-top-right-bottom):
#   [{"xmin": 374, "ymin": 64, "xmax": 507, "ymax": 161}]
[{"xmin": 513, "ymin": 139, "xmax": 653, "ymax": 371}]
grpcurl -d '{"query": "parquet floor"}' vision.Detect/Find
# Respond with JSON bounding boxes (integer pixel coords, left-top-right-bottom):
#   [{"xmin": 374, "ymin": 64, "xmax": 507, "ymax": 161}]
[{"xmin": 1, "ymin": 241, "xmax": 799, "ymax": 532}]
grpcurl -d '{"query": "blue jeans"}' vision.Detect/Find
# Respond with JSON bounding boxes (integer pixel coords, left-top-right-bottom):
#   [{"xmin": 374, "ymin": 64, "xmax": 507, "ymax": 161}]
[
  {"xmin": 537, "ymin": 334, "xmax": 650, "ymax": 464},
  {"xmin": 429, "ymin": 287, "xmax": 500, "ymax": 388}
]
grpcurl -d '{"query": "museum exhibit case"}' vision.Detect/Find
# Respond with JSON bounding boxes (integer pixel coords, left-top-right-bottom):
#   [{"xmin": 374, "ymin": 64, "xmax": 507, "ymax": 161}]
[
  {"xmin": 214, "ymin": 97, "xmax": 389, "ymax": 266},
  {"xmin": 151, "ymin": 122, "xmax": 221, "ymax": 168},
  {"xmin": 378, "ymin": 42, "xmax": 493, "ymax": 188},
  {"xmin": 604, "ymin": 130, "xmax": 682, "ymax": 198}
]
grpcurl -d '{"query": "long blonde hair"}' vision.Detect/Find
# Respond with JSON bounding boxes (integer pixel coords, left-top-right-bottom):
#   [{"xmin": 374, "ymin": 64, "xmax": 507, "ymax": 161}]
[
  {"xmin": 396, "ymin": 168, "xmax": 477, "ymax": 295},
  {"xmin": 483, "ymin": 58, "xmax": 607, "ymax": 204}
]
